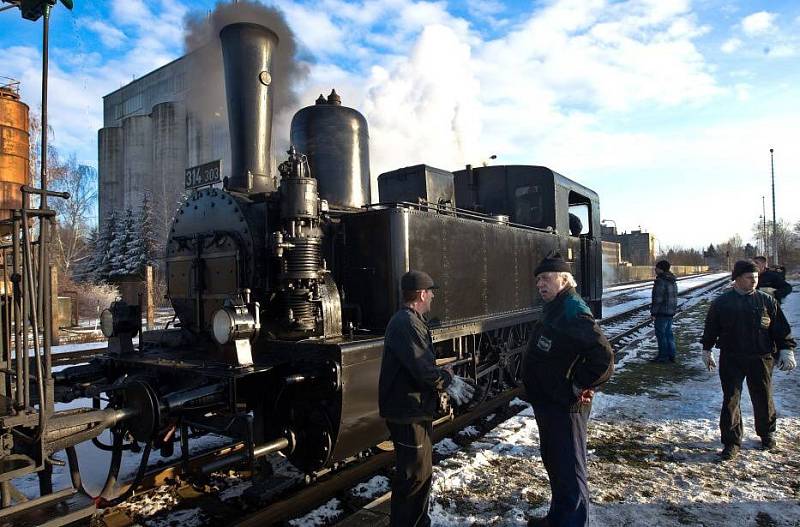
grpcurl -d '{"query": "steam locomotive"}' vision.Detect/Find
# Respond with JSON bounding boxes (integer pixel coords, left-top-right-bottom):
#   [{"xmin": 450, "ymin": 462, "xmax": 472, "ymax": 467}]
[{"xmin": 0, "ymin": 22, "xmax": 602, "ymax": 519}]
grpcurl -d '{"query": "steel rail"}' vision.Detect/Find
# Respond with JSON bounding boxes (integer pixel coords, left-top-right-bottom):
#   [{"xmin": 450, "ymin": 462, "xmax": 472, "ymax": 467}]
[{"xmin": 603, "ymin": 276, "xmax": 729, "ymax": 350}]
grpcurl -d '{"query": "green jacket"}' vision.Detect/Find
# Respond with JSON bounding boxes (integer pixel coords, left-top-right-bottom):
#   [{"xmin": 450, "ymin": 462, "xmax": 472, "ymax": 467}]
[{"xmin": 522, "ymin": 287, "xmax": 614, "ymax": 411}]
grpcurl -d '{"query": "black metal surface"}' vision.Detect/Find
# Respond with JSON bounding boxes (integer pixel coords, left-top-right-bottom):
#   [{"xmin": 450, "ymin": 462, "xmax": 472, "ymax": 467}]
[
  {"xmin": 220, "ymin": 23, "xmax": 279, "ymax": 194},
  {"xmin": 290, "ymin": 92, "xmax": 370, "ymax": 208},
  {"xmin": 166, "ymin": 188, "xmax": 266, "ymax": 332},
  {"xmin": 0, "ymin": 487, "xmax": 95, "ymax": 527},
  {"xmin": 378, "ymin": 164, "xmax": 456, "ymax": 208},
  {"xmin": 341, "ymin": 206, "xmax": 564, "ymax": 330}
]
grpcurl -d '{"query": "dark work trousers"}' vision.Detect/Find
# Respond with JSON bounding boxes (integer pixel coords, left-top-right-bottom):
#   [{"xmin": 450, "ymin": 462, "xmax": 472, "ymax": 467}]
[
  {"xmin": 654, "ymin": 316, "xmax": 676, "ymax": 360},
  {"xmin": 387, "ymin": 420, "xmax": 433, "ymax": 527},
  {"xmin": 533, "ymin": 402, "xmax": 591, "ymax": 527},
  {"xmin": 719, "ymin": 352, "xmax": 776, "ymax": 446}
]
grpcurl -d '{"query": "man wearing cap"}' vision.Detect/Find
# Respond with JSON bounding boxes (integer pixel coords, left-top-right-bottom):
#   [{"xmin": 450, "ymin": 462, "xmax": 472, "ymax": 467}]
[
  {"xmin": 651, "ymin": 259, "xmax": 678, "ymax": 362},
  {"xmin": 379, "ymin": 270, "xmax": 475, "ymax": 526},
  {"xmin": 752, "ymin": 255, "xmax": 792, "ymax": 304},
  {"xmin": 522, "ymin": 253, "xmax": 614, "ymax": 527},
  {"xmin": 701, "ymin": 260, "xmax": 796, "ymax": 460}
]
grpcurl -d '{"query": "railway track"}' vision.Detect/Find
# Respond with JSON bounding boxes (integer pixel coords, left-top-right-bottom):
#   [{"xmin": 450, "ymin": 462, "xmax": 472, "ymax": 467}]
[
  {"xmin": 26, "ymin": 276, "xmax": 730, "ymax": 526},
  {"xmin": 601, "ymin": 275, "xmax": 729, "ymax": 351}
]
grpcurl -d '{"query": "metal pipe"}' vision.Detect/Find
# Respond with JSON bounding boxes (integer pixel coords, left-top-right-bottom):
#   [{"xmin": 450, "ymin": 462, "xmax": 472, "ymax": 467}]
[
  {"xmin": 1, "ymin": 247, "xmax": 9, "ymax": 400},
  {"xmin": 162, "ymin": 383, "xmax": 227, "ymax": 412},
  {"xmin": 44, "ymin": 407, "xmax": 136, "ymax": 441},
  {"xmin": 11, "ymin": 217, "xmax": 23, "ymax": 408},
  {"xmin": 200, "ymin": 436, "xmax": 289, "ymax": 475},
  {"xmin": 21, "ymin": 204, "xmax": 46, "ymax": 435}
]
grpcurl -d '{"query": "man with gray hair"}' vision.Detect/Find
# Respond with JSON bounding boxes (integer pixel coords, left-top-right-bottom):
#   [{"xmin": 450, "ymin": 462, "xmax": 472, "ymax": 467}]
[{"xmin": 522, "ymin": 252, "xmax": 614, "ymax": 527}]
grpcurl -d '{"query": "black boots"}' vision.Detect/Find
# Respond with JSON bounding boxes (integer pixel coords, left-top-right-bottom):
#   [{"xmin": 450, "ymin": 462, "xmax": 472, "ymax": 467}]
[{"xmin": 719, "ymin": 444, "xmax": 740, "ymax": 460}]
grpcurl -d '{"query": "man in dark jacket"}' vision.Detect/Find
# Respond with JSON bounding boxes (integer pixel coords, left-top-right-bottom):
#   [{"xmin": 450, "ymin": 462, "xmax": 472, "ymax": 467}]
[
  {"xmin": 651, "ymin": 260, "xmax": 679, "ymax": 362},
  {"xmin": 522, "ymin": 253, "xmax": 615, "ymax": 527},
  {"xmin": 379, "ymin": 270, "xmax": 474, "ymax": 527},
  {"xmin": 701, "ymin": 260, "xmax": 796, "ymax": 460},
  {"xmin": 753, "ymin": 256, "xmax": 792, "ymax": 304}
]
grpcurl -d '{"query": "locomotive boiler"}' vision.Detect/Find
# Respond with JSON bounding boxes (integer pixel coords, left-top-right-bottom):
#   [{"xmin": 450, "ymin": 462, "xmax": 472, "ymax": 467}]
[{"xmin": 0, "ymin": 21, "xmax": 602, "ymax": 520}]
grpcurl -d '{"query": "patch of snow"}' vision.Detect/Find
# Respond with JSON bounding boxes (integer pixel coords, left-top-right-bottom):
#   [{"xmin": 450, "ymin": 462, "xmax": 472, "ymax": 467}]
[
  {"xmin": 351, "ymin": 475, "xmax": 390, "ymax": 499},
  {"xmin": 433, "ymin": 437, "xmax": 460, "ymax": 456},
  {"xmin": 288, "ymin": 498, "xmax": 342, "ymax": 526}
]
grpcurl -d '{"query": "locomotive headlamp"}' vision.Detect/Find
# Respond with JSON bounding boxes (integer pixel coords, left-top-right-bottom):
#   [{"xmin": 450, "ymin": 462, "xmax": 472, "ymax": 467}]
[
  {"xmin": 212, "ymin": 303, "xmax": 258, "ymax": 345},
  {"xmin": 100, "ymin": 301, "xmax": 140, "ymax": 338},
  {"xmin": 100, "ymin": 308, "xmax": 114, "ymax": 338},
  {"xmin": 100, "ymin": 301, "xmax": 141, "ymax": 355}
]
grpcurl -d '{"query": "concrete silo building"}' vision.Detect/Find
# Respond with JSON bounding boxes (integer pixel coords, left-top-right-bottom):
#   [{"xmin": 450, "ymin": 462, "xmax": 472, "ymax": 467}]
[{"xmin": 98, "ymin": 54, "xmax": 231, "ymax": 249}]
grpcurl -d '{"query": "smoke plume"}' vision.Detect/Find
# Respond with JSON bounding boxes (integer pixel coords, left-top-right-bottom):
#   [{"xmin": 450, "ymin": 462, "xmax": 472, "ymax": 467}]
[{"xmin": 182, "ymin": 1, "xmax": 309, "ymax": 174}]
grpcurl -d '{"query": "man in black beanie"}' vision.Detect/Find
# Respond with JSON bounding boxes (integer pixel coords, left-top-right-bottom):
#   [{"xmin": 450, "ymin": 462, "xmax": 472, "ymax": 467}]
[
  {"xmin": 522, "ymin": 252, "xmax": 614, "ymax": 526},
  {"xmin": 701, "ymin": 260, "xmax": 796, "ymax": 460}
]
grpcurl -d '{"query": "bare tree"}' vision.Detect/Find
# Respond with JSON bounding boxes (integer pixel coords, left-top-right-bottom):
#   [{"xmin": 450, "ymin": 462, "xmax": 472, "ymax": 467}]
[{"xmin": 48, "ymin": 155, "xmax": 97, "ymax": 276}]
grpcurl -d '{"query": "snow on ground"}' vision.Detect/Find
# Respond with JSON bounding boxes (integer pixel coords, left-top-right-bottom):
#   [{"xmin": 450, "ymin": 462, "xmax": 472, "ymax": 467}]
[
  {"xmin": 601, "ymin": 272, "xmax": 729, "ymax": 319},
  {"xmin": 351, "ymin": 475, "xmax": 390, "ymax": 499},
  {"xmin": 427, "ymin": 282, "xmax": 800, "ymax": 526}
]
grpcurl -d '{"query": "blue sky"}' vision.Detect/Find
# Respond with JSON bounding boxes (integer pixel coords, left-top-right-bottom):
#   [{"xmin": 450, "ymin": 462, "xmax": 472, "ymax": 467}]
[{"xmin": 1, "ymin": 0, "xmax": 799, "ymax": 250}]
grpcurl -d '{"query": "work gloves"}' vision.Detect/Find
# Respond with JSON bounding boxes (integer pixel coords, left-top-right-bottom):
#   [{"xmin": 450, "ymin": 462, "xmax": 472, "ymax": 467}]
[
  {"xmin": 703, "ymin": 349, "xmax": 717, "ymax": 371},
  {"xmin": 446, "ymin": 375, "xmax": 477, "ymax": 406},
  {"xmin": 777, "ymin": 349, "xmax": 796, "ymax": 372}
]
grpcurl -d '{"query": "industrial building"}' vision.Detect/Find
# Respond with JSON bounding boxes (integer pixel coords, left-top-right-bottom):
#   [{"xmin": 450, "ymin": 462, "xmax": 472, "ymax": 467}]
[
  {"xmin": 98, "ymin": 52, "xmax": 230, "ymax": 248},
  {"xmin": 601, "ymin": 225, "xmax": 657, "ymax": 266}
]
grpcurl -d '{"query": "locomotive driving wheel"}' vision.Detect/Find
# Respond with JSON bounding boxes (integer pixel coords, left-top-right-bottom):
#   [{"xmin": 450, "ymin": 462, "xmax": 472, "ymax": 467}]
[
  {"xmin": 501, "ymin": 323, "xmax": 532, "ymax": 387},
  {"xmin": 286, "ymin": 405, "xmax": 335, "ymax": 473}
]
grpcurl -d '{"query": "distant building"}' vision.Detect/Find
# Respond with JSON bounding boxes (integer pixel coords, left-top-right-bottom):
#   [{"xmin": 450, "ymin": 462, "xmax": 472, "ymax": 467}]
[
  {"xmin": 601, "ymin": 225, "xmax": 657, "ymax": 266},
  {"xmin": 98, "ymin": 53, "xmax": 230, "ymax": 249},
  {"xmin": 601, "ymin": 240, "xmax": 621, "ymax": 267}
]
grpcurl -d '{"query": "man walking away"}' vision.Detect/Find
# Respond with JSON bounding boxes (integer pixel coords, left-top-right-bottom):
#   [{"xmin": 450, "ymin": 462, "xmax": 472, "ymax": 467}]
[
  {"xmin": 522, "ymin": 252, "xmax": 615, "ymax": 527},
  {"xmin": 651, "ymin": 259, "xmax": 678, "ymax": 363},
  {"xmin": 753, "ymin": 255, "xmax": 792, "ymax": 304},
  {"xmin": 379, "ymin": 270, "xmax": 475, "ymax": 526},
  {"xmin": 701, "ymin": 260, "xmax": 796, "ymax": 461}
]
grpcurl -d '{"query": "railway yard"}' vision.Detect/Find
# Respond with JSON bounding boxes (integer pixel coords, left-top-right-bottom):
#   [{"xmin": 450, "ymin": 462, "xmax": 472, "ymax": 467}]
[
  {"xmin": 14, "ymin": 273, "xmax": 798, "ymax": 527},
  {"xmin": 3, "ymin": 3, "xmax": 800, "ymax": 526}
]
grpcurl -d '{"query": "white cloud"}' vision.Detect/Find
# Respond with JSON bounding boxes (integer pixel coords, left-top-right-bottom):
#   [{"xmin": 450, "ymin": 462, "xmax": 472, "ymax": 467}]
[
  {"xmin": 741, "ymin": 11, "xmax": 775, "ymax": 36},
  {"xmin": 733, "ymin": 83, "xmax": 750, "ymax": 101},
  {"xmin": 721, "ymin": 37, "xmax": 741, "ymax": 53},
  {"xmin": 76, "ymin": 19, "xmax": 128, "ymax": 49},
  {"xmin": 362, "ymin": 24, "xmax": 483, "ymax": 179}
]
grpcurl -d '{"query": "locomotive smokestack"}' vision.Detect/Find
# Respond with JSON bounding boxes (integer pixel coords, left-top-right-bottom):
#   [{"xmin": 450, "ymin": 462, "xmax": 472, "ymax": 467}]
[{"xmin": 220, "ymin": 23, "xmax": 279, "ymax": 193}]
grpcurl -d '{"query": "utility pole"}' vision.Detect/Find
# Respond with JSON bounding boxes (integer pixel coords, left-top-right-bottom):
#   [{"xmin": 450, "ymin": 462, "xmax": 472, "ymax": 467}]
[
  {"xmin": 761, "ymin": 196, "xmax": 767, "ymax": 255},
  {"xmin": 769, "ymin": 148, "xmax": 778, "ymax": 265}
]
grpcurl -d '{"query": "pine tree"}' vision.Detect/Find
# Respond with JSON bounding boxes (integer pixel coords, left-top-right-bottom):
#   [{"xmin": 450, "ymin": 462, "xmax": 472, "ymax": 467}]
[
  {"xmin": 73, "ymin": 227, "xmax": 99, "ymax": 282},
  {"xmin": 89, "ymin": 210, "xmax": 117, "ymax": 282},
  {"xmin": 108, "ymin": 209, "xmax": 135, "ymax": 278}
]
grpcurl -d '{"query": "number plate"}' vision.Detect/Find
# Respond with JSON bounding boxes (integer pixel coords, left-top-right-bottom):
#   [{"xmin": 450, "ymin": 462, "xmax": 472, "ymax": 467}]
[{"xmin": 185, "ymin": 160, "xmax": 222, "ymax": 189}]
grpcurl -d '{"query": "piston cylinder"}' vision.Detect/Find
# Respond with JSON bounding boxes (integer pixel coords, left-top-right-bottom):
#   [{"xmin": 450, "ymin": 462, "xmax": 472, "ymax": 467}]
[{"xmin": 0, "ymin": 82, "xmax": 29, "ymax": 233}]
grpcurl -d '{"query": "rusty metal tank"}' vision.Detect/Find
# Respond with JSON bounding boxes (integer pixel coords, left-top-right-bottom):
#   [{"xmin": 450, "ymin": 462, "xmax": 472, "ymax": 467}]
[
  {"xmin": 0, "ymin": 79, "xmax": 29, "ymax": 234},
  {"xmin": 290, "ymin": 90, "xmax": 371, "ymax": 209}
]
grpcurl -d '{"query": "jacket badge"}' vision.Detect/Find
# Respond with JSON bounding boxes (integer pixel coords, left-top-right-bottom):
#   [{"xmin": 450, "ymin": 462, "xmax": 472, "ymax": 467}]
[{"xmin": 537, "ymin": 335, "xmax": 552, "ymax": 352}]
